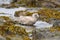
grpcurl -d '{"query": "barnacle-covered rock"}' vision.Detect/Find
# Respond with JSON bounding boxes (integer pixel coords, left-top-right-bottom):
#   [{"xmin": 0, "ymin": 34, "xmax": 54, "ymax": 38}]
[
  {"xmin": 49, "ymin": 18, "xmax": 60, "ymax": 27},
  {"xmin": 38, "ymin": 8, "xmax": 60, "ymax": 22},
  {"xmin": 0, "ymin": 35, "xmax": 6, "ymax": 40},
  {"xmin": 0, "ymin": 16, "xmax": 12, "ymax": 22},
  {"xmin": 25, "ymin": 12, "xmax": 33, "ymax": 16},
  {"xmin": 0, "ymin": 24, "xmax": 30, "ymax": 40},
  {"xmin": 14, "ymin": 10, "xmax": 27, "ymax": 17},
  {"xmin": 32, "ymin": 26, "xmax": 60, "ymax": 40},
  {"xmin": 14, "ymin": 10, "xmax": 34, "ymax": 17},
  {"xmin": 0, "ymin": 16, "xmax": 12, "ymax": 26},
  {"xmin": 0, "ymin": 16, "xmax": 30, "ymax": 40},
  {"xmin": 10, "ymin": 0, "xmax": 60, "ymax": 8}
]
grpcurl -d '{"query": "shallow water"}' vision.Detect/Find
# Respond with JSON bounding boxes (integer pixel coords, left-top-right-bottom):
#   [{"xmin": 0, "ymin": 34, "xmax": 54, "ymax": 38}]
[{"xmin": 0, "ymin": 7, "xmax": 26, "ymax": 16}]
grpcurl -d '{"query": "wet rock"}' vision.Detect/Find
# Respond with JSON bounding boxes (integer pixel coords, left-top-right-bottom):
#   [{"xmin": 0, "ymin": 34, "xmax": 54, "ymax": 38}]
[
  {"xmin": 0, "ymin": 16, "xmax": 12, "ymax": 25},
  {"xmin": 13, "ymin": 0, "xmax": 60, "ymax": 8},
  {"xmin": 32, "ymin": 29, "xmax": 45, "ymax": 40},
  {"xmin": 0, "ymin": 19, "xmax": 30, "ymax": 40},
  {"xmin": 41, "ymin": 1, "xmax": 56, "ymax": 8},
  {"xmin": 49, "ymin": 18, "xmax": 60, "ymax": 27},
  {"xmin": 14, "ymin": 11, "xmax": 27, "ymax": 17},
  {"xmin": 0, "ymin": 35, "xmax": 6, "ymax": 40},
  {"xmin": 6, "ymin": 35, "xmax": 30, "ymax": 40},
  {"xmin": 32, "ymin": 28, "xmax": 60, "ymax": 40}
]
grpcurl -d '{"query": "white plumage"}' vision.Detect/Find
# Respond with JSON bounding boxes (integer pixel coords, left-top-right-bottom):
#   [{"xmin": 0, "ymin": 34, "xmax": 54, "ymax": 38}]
[
  {"xmin": 34, "ymin": 21, "xmax": 53, "ymax": 29},
  {"xmin": 14, "ymin": 13, "xmax": 39, "ymax": 25}
]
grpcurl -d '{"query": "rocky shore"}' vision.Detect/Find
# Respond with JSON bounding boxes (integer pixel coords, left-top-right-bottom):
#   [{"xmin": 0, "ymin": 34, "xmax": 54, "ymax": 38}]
[{"xmin": 0, "ymin": 6, "xmax": 60, "ymax": 40}]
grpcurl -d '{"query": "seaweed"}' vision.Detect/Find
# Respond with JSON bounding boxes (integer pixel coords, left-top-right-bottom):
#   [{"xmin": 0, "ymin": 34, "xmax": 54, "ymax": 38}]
[{"xmin": 0, "ymin": 16, "xmax": 30, "ymax": 40}]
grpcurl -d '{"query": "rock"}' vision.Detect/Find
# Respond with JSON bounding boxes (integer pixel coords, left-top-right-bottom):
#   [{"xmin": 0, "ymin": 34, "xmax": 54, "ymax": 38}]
[
  {"xmin": 6, "ymin": 35, "xmax": 30, "ymax": 40},
  {"xmin": 0, "ymin": 16, "xmax": 12, "ymax": 25},
  {"xmin": 0, "ymin": 35, "xmax": 6, "ymax": 40},
  {"xmin": 41, "ymin": 1, "xmax": 56, "ymax": 8},
  {"xmin": 14, "ymin": 11, "xmax": 27, "ymax": 17},
  {"xmin": 49, "ymin": 18, "xmax": 60, "ymax": 27},
  {"xmin": 32, "ymin": 28, "xmax": 60, "ymax": 40},
  {"xmin": 0, "ymin": 20, "xmax": 30, "ymax": 40},
  {"xmin": 32, "ymin": 29, "xmax": 45, "ymax": 40}
]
